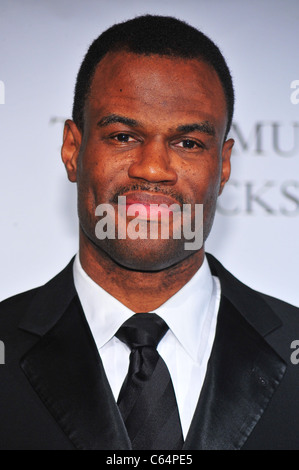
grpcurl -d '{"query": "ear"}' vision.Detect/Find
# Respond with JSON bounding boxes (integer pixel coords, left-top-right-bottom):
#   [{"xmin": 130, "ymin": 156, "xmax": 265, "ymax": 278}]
[
  {"xmin": 61, "ymin": 119, "xmax": 82, "ymax": 182},
  {"xmin": 219, "ymin": 138, "xmax": 234, "ymax": 195}
]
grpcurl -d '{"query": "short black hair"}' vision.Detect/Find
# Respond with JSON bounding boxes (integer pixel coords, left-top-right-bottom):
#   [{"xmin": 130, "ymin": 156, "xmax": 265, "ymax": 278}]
[{"xmin": 72, "ymin": 14, "xmax": 234, "ymax": 138}]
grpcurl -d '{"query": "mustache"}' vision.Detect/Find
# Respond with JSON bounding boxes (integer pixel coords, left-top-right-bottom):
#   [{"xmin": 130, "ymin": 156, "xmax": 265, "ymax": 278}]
[{"xmin": 110, "ymin": 184, "xmax": 188, "ymax": 206}]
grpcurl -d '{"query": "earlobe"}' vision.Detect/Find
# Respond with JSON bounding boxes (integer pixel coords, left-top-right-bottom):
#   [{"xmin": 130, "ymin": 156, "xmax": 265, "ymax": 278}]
[
  {"xmin": 219, "ymin": 138, "xmax": 234, "ymax": 195},
  {"xmin": 61, "ymin": 119, "xmax": 82, "ymax": 182}
]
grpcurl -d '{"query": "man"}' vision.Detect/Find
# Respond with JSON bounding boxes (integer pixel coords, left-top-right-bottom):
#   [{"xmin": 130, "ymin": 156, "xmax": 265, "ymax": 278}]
[{"xmin": 1, "ymin": 15, "xmax": 299, "ymax": 451}]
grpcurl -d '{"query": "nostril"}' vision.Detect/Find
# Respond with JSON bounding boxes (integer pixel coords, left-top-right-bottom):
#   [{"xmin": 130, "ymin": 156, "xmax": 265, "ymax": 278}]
[{"xmin": 128, "ymin": 159, "xmax": 177, "ymax": 184}]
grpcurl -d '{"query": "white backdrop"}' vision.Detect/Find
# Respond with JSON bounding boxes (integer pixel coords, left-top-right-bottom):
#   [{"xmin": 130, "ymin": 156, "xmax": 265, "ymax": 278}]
[{"xmin": 1, "ymin": 0, "xmax": 298, "ymax": 306}]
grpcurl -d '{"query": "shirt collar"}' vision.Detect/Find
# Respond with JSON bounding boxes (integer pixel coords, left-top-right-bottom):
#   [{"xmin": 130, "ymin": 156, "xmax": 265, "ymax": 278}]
[
  {"xmin": 73, "ymin": 253, "xmax": 215, "ymax": 362},
  {"xmin": 153, "ymin": 256, "xmax": 214, "ymax": 361},
  {"xmin": 73, "ymin": 254, "xmax": 133, "ymax": 349}
]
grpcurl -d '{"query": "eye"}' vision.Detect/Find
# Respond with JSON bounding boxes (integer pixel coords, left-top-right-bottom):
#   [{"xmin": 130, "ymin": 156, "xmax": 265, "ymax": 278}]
[
  {"xmin": 112, "ymin": 133, "xmax": 135, "ymax": 143},
  {"xmin": 175, "ymin": 139, "xmax": 203, "ymax": 150}
]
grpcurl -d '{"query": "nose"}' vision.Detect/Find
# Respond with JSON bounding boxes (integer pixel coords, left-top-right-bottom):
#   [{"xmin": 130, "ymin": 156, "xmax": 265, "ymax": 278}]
[{"xmin": 128, "ymin": 139, "xmax": 178, "ymax": 184}]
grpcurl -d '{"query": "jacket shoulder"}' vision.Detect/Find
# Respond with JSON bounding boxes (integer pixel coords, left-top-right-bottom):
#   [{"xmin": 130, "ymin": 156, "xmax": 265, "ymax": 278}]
[
  {"xmin": 260, "ymin": 292, "xmax": 299, "ymax": 326},
  {"xmin": 1, "ymin": 288, "xmax": 39, "ymax": 309},
  {"xmin": 0, "ymin": 288, "xmax": 40, "ymax": 330},
  {"xmin": 0, "ymin": 258, "xmax": 76, "ymax": 337}
]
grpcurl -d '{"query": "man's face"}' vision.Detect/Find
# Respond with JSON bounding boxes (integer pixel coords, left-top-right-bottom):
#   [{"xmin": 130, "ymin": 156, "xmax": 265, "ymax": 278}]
[{"xmin": 62, "ymin": 51, "xmax": 233, "ymax": 271}]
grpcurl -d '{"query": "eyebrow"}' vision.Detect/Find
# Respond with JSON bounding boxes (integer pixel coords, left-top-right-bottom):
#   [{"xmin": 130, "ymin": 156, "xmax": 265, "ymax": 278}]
[
  {"xmin": 97, "ymin": 114, "xmax": 140, "ymax": 128},
  {"xmin": 97, "ymin": 114, "xmax": 215, "ymax": 137},
  {"xmin": 176, "ymin": 121, "xmax": 216, "ymax": 137}
]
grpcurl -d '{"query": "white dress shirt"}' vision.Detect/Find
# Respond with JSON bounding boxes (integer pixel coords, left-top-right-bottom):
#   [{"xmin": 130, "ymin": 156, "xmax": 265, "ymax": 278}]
[{"xmin": 73, "ymin": 253, "xmax": 221, "ymax": 439}]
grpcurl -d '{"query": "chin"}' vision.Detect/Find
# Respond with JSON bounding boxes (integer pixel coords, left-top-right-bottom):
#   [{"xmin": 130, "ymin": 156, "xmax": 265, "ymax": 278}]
[{"xmin": 100, "ymin": 238, "xmax": 190, "ymax": 272}]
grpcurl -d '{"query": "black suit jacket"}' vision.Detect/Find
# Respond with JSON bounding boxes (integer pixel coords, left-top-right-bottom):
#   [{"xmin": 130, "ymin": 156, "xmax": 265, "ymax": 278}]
[{"xmin": 0, "ymin": 254, "xmax": 299, "ymax": 450}]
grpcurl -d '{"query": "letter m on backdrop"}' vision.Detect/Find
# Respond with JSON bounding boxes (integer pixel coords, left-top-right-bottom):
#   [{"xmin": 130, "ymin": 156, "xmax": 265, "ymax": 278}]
[
  {"xmin": 0, "ymin": 341, "xmax": 4, "ymax": 364},
  {"xmin": 0, "ymin": 81, "xmax": 5, "ymax": 104}
]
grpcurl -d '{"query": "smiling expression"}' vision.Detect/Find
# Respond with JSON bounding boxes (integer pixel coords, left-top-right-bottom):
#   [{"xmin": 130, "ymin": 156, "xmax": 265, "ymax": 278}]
[{"xmin": 62, "ymin": 51, "xmax": 234, "ymax": 271}]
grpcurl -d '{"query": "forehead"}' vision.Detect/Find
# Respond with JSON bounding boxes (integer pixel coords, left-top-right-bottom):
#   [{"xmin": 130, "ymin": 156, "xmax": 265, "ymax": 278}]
[{"xmin": 86, "ymin": 51, "xmax": 228, "ymax": 134}]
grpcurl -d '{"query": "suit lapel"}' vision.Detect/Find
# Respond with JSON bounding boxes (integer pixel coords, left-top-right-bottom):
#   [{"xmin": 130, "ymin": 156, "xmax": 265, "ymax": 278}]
[
  {"xmin": 19, "ymin": 260, "xmax": 131, "ymax": 450},
  {"xmin": 18, "ymin": 255, "xmax": 287, "ymax": 450},
  {"xmin": 184, "ymin": 254, "xmax": 287, "ymax": 450}
]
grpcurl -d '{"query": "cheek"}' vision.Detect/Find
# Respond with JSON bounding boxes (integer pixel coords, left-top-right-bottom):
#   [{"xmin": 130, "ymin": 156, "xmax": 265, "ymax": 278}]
[
  {"xmin": 184, "ymin": 158, "xmax": 221, "ymax": 204},
  {"xmin": 77, "ymin": 144, "xmax": 114, "ymax": 201}
]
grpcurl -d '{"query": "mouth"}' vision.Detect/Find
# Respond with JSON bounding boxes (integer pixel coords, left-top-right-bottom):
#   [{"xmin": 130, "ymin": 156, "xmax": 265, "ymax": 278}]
[{"xmin": 117, "ymin": 191, "xmax": 182, "ymax": 219}]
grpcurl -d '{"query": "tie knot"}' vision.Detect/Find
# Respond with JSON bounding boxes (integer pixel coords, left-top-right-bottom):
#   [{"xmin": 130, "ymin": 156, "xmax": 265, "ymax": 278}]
[{"xmin": 115, "ymin": 313, "xmax": 168, "ymax": 350}]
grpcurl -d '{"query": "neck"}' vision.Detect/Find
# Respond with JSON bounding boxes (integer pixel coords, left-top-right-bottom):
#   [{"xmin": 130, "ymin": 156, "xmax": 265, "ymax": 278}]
[{"xmin": 79, "ymin": 233, "xmax": 205, "ymax": 312}]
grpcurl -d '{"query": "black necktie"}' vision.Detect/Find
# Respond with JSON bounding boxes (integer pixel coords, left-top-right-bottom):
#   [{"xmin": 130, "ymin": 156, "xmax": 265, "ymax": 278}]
[{"xmin": 115, "ymin": 312, "xmax": 184, "ymax": 450}]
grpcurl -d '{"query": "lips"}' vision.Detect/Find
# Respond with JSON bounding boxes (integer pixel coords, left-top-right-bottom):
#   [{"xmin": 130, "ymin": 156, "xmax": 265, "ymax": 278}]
[
  {"xmin": 123, "ymin": 191, "xmax": 181, "ymax": 207},
  {"xmin": 118, "ymin": 191, "xmax": 182, "ymax": 219}
]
